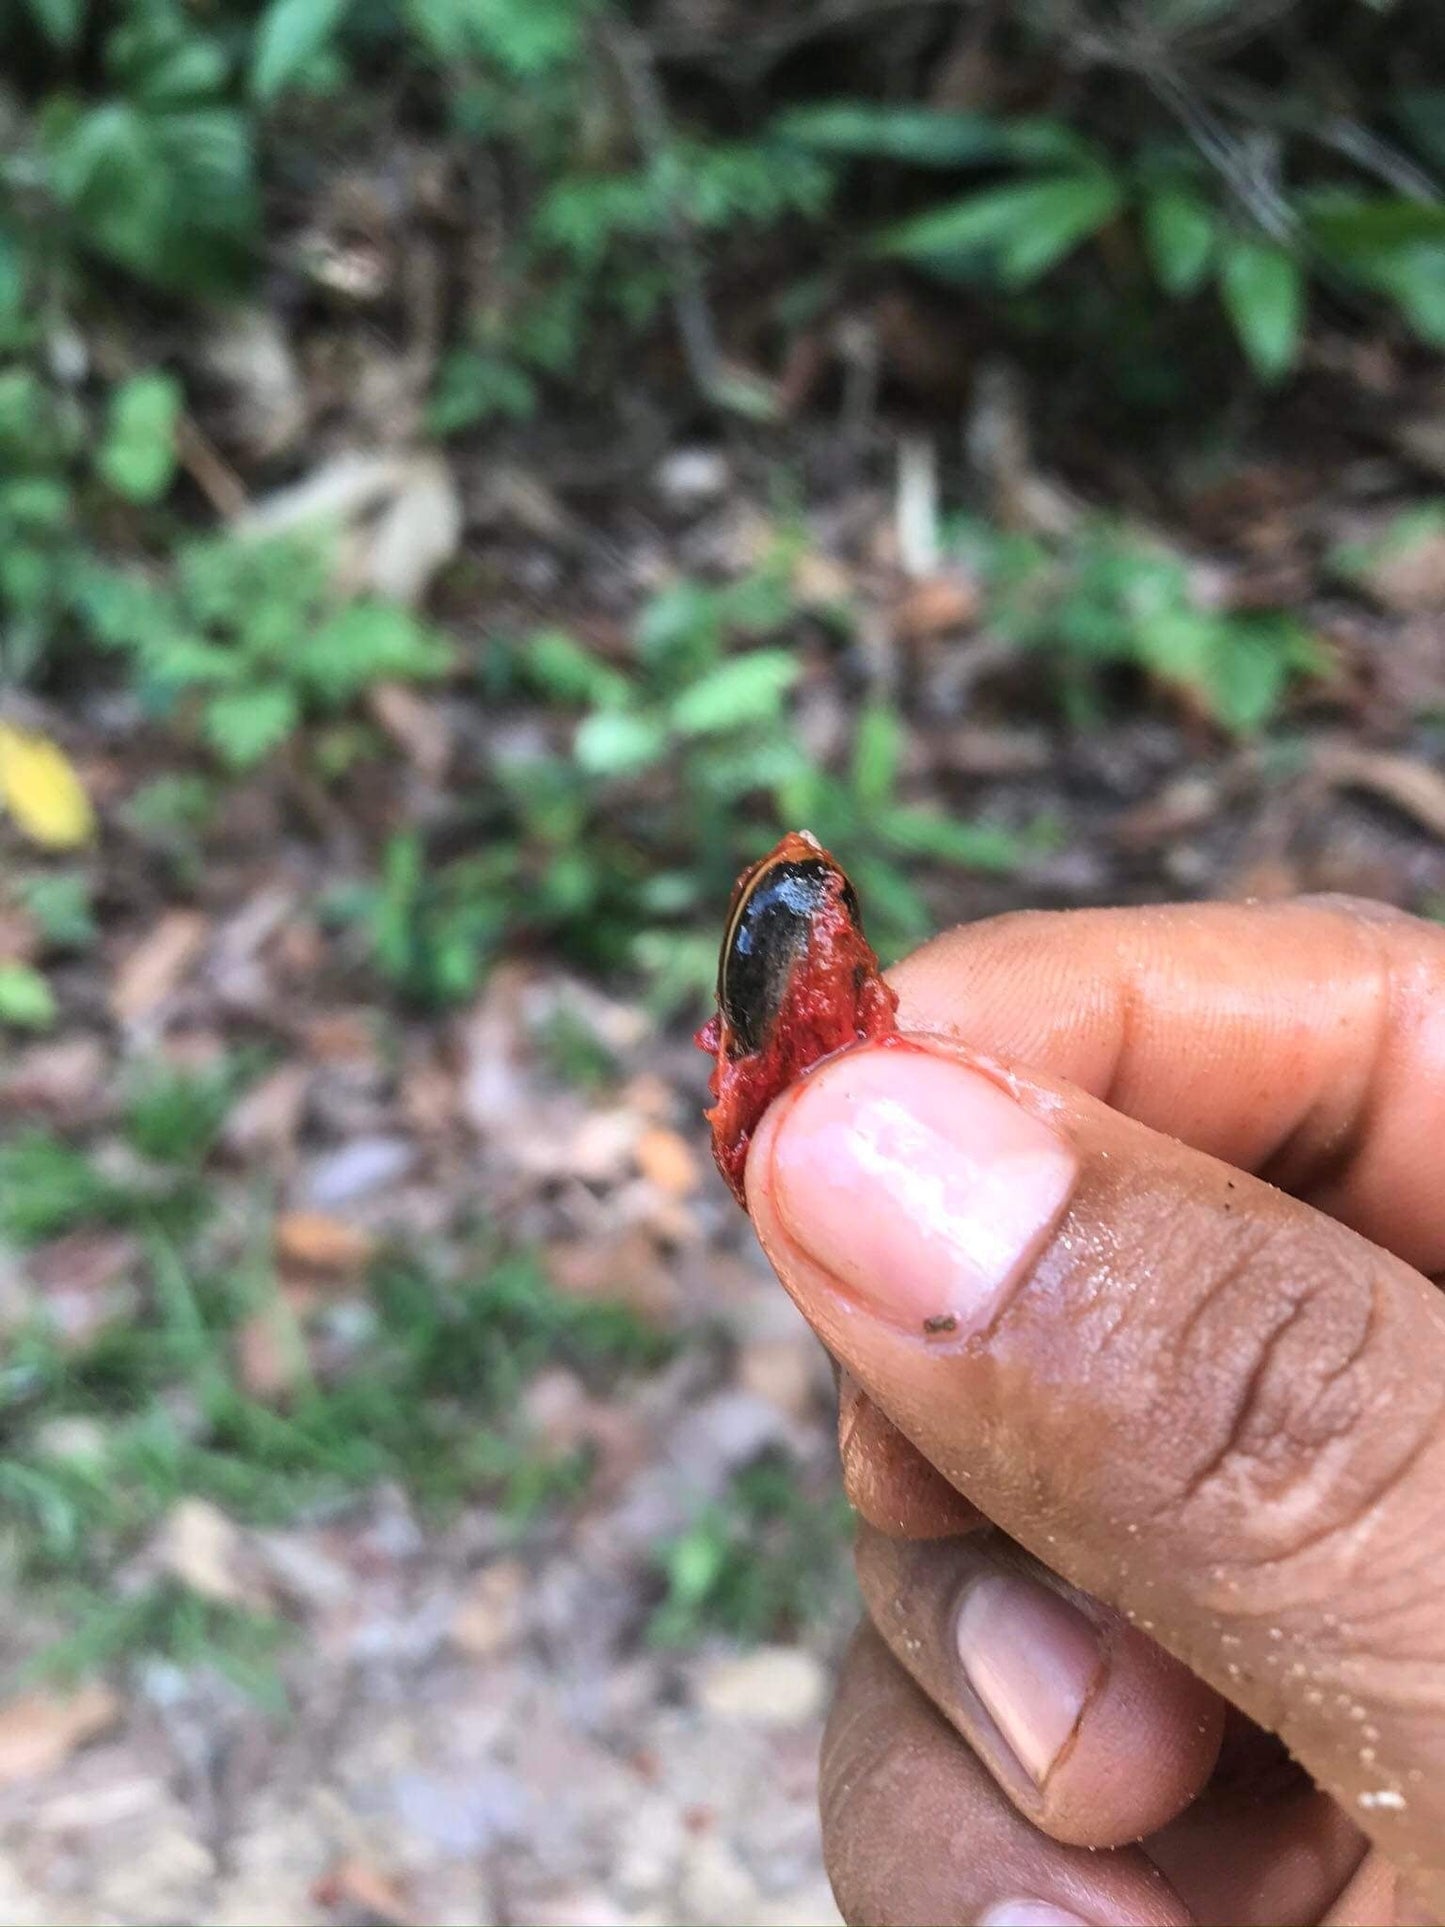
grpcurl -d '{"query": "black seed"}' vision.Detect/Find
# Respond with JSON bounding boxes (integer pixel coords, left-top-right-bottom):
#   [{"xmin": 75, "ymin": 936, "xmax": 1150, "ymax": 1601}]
[
  {"xmin": 720, "ymin": 857, "xmax": 850, "ymax": 1057},
  {"xmin": 922, "ymin": 1313, "xmax": 957, "ymax": 1335}
]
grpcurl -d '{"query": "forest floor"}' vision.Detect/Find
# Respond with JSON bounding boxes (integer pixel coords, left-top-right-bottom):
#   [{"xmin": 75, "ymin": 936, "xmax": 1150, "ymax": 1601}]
[{"xmin": 4, "ymin": 282, "xmax": 1445, "ymax": 1925}]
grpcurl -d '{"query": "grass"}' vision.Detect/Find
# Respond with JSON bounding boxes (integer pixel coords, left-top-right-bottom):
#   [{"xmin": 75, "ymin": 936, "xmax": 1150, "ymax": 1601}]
[
  {"xmin": 0, "ymin": 1064, "xmax": 680, "ymax": 1694},
  {"xmin": 649, "ymin": 1453, "xmax": 856, "ymax": 1647}
]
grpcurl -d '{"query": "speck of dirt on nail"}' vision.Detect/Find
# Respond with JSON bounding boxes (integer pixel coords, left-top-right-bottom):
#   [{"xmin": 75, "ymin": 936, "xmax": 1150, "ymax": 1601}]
[{"xmin": 922, "ymin": 1313, "xmax": 957, "ymax": 1336}]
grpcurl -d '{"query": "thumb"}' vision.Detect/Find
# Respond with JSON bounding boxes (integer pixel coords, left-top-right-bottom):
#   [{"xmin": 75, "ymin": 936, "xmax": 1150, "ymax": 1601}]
[{"xmin": 747, "ymin": 1041, "xmax": 1445, "ymax": 1906}]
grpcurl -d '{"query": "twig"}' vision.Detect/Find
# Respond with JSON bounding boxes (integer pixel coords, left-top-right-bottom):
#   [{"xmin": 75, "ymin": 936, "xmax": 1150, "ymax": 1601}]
[
  {"xmin": 175, "ymin": 413, "xmax": 250, "ymax": 521},
  {"xmin": 603, "ymin": 19, "xmax": 726, "ymax": 407},
  {"xmin": 896, "ymin": 434, "xmax": 941, "ymax": 578}
]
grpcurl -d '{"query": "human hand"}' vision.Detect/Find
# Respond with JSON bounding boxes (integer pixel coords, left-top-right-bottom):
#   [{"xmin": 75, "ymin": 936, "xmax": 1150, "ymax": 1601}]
[{"xmin": 742, "ymin": 898, "xmax": 1445, "ymax": 1926}]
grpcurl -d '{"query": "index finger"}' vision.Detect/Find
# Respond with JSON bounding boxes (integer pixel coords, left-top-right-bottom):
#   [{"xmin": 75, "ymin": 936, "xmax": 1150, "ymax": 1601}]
[{"xmin": 890, "ymin": 897, "xmax": 1445, "ymax": 1271}]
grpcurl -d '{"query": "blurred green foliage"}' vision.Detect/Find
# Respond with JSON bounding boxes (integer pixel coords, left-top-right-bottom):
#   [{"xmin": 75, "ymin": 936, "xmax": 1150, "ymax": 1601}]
[
  {"xmin": 0, "ymin": 1063, "xmax": 674, "ymax": 1688},
  {"xmin": 650, "ymin": 1453, "xmax": 855, "ymax": 1646}
]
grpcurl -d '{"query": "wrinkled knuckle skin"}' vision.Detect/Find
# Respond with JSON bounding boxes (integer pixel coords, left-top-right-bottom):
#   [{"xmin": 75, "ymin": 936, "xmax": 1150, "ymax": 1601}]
[{"xmin": 1147, "ymin": 1208, "xmax": 1445, "ymax": 1617}]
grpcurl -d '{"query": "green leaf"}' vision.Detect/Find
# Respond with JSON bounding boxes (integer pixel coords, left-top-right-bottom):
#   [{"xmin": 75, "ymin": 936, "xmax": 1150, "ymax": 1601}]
[
  {"xmin": 0, "ymin": 229, "xmax": 22, "ymax": 317},
  {"xmin": 1143, "ymin": 185, "xmax": 1215, "ymax": 295},
  {"xmin": 97, "ymin": 372, "xmax": 182, "ymax": 504},
  {"xmin": 406, "ymin": 0, "xmax": 580, "ymax": 73},
  {"xmin": 23, "ymin": 0, "xmax": 83, "ymax": 49},
  {"xmin": 202, "ymin": 684, "xmax": 300, "ymax": 766},
  {"xmin": 252, "ymin": 0, "xmax": 351, "ymax": 101},
  {"xmin": 0, "ymin": 964, "xmax": 57, "ymax": 1030},
  {"xmin": 881, "ymin": 808, "xmax": 1025, "ymax": 872},
  {"xmin": 427, "ymin": 352, "xmax": 536, "ymax": 437},
  {"xmin": 1306, "ymin": 196, "xmax": 1445, "ymax": 256},
  {"xmin": 574, "ymin": 711, "xmax": 669, "ymax": 776},
  {"xmin": 882, "ymin": 172, "xmax": 1122, "ymax": 284},
  {"xmin": 999, "ymin": 173, "xmax": 1124, "ymax": 285},
  {"xmin": 668, "ymin": 651, "xmax": 799, "ymax": 735},
  {"xmin": 522, "ymin": 630, "xmax": 629, "ymax": 708},
  {"xmin": 1303, "ymin": 196, "xmax": 1445, "ymax": 349},
  {"xmin": 1393, "ymin": 90, "xmax": 1445, "ymax": 173},
  {"xmin": 1219, "ymin": 237, "xmax": 1304, "ymax": 382},
  {"xmin": 16, "ymin": 871, "xmax": 95, "ymax": 950},
  {"xmin": 294, "ymin": 604, "xmax": 449, "ymax": 702},
  {"xmin": 777, "ymin": 104, "xmax": 1016, "ymax": 168},
  {"xmin": 851, "ymin": 702, "xmax": 901, "ymax": 807}
]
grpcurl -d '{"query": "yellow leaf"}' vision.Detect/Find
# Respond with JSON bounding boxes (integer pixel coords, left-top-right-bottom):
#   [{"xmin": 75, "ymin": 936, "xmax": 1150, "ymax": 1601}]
[{"xmin": 0, "ymin": 724, "xmax": 95, "ymax": 850}]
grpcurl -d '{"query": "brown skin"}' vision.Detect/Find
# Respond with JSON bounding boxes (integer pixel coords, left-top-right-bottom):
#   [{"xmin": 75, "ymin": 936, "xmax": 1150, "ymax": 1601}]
[{"xmin": 742, "ymin": 897, "xmax": 1445, "ymax": 1926}]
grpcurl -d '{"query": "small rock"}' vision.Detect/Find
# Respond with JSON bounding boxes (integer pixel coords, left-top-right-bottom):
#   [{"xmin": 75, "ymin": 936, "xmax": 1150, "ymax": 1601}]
[
  {"xmin": 696, "ymin": 1646, "xmax": 827, "ymax": 1728},
  {"xmin": 30, "ymin": 1415, "xmax": 108, "ymax": 1464},
  {"xmin": 680, "ymin": 1833, "xmax": 761, "ymax": 1924},
  {"xmin": 614, "ymin": 1794, "xmax": 687, "ymax": 1902},
  {"xmin": 302, "ymin": 1136, "xmax": 417, "ymax": 1208},
  {"xmin": 448, "ymin": 1559, "xmax": 527, "ymax": 1658},
  {"xmin": 656, "ymin": 447, "xmax": 730, "ymax": 505}
]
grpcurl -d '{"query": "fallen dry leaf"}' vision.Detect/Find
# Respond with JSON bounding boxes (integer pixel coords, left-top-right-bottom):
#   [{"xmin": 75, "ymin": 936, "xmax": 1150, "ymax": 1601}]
[
  {"xmin": 1314, "ymin": 744, "xmax": 1445, "ymax": 841},
  {"xmin": 635, "ymin": 1126, "xmax": 700, "ymax": 1199},
  {"xmin": 0, "ymin": 903, "xmax": 39, "ymax": 964},
  {"xmin": 111, "ymin": 911, "xmax": 208, "ymax": 1025},
  {"xmin": 0, "ymin": 724, "xmax": 95, "ymax": 849},
  {"xmin": 368, "ymin": 683, "xmax": 452, "ymax": 779},
  {"xmin": 304, "ymin": 1010, "xmax": 380, "ymax": 1065},
  {"xmin": 235, "ymin": 1300, "xmax": 307, "ymax": 1403},
  {"xmin": 157, "ymin": 1497, "xmax": 263, "ymax": 1609},
  {"xmin": 893, "ymin": 572, "xmax": 980, "ymax": 641},
  {"xmin": 0, "ymin": 1687, "xmax": 121, "ymax": 1789},
  {"xmin": 27, "ymin": 1231, "xmax": 141, "ymax": 1349},
  {"xmin": 1353, "ymin": 522, "xmax": 1445, "ymax": 613},
  {"xmin": 275, "ymin": 1211, "xmax": 376, "ymax": 1275},
  {"xmin": 225, "ymin": 1062, "xmax": 311, "ymax": 1157},
  {"xmin": 0, "ymin": 1035, "xmax": 107, "ymax": 1120},
  {"xmin": 791, "ymin": 550, "xmax": 853, "ymax": 607}
]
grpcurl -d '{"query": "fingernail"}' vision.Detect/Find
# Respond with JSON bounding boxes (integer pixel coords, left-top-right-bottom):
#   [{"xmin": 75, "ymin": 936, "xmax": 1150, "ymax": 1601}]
[
  {"xmin": 956, "ymin": 1573, "xmax": 1104, "ymax": 1785},
  {"xmin": 767, "ymin": 1048, "xmax": 1077, "ymax": 1340},
  {"xmin": 977, "ymin": 1904, "xmax": 1092, "ymax": 1927}
]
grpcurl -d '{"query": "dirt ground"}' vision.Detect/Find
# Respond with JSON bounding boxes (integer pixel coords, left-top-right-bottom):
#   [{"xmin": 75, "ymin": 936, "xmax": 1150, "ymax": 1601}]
[{"xmin": 5, "ymin": 359, "xmax": 1445, "ymax": 1925}]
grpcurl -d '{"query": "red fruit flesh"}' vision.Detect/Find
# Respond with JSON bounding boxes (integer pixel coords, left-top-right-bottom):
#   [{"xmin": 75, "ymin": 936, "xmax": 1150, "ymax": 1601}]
[{"xmin": 697, "ymin": 833, "xmax": 899, "ymax": 1205}]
